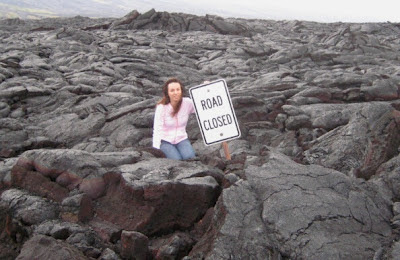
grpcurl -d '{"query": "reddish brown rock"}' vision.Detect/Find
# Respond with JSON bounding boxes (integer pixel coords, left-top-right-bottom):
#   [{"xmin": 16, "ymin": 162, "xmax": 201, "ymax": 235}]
[
  {"xmin": 121, "ymin": 230, "xmax": 149, "ymax": 260},
  {"xmin": 95, "ymin": 173, "xmax": 220, "ymax": 236},
  {"xmin": 11, "ymin": 164, "xmax": 69, "ymax": 203},
  {"xmin": 79, "ymin": 177, "xmax": 106, "ymax": 199},
  {"xmin": 16, "ymin": 235, "xmax": 87, "ymax": 260},
  {"xmin": 56, "ymin": 172, "xmax": 82, "ymax": 190},
  {"xmin": 89, "ymin": 218, "xmax": 121, "ymax": 243}
]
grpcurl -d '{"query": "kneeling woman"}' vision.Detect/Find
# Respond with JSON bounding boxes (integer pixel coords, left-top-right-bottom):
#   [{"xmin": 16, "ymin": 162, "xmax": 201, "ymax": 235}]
[{"xmin": 152, "ymin": 78, "xmax": 196, "ymax": 160}]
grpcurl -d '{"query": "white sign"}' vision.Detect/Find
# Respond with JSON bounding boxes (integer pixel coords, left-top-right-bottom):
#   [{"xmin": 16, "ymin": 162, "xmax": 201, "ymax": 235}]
[{"xmin": 189, "ymin": 79, "xmax": 241, "ymax": 146}]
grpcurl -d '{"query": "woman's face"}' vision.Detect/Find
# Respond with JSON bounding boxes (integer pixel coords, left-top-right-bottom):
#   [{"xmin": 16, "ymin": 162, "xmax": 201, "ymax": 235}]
[{"xmin": 167, "ymin": 82, "xmax": 182, "ymax": 104}]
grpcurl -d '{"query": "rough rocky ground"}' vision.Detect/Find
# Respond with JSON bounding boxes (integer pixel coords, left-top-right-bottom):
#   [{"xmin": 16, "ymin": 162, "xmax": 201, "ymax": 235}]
[{"xmin": 1, "ymin": 8, "xmax": 400, "ymax": 260}]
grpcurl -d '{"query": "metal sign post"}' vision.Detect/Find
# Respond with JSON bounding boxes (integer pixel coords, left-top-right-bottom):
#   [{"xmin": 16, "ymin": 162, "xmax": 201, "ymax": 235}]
[
  {"xmin": 222, "ymin": 141, "xmax": 232, "ymax": 160},
  {"xmin": 189, "ymin": 79, "xmax": 240, "ymax": 159}
]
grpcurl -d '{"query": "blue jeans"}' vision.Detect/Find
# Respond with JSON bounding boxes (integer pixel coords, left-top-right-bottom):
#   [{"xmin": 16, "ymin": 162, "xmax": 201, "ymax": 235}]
[{"xmin": 160, "ymin": 139, "xmax": 196, "ymax": 160}]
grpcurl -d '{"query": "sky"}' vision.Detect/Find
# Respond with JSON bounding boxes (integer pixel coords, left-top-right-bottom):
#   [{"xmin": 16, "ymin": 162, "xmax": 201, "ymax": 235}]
[{"xmin": 125, "ymin": 0, "xmax": 399, "ymax": 23}]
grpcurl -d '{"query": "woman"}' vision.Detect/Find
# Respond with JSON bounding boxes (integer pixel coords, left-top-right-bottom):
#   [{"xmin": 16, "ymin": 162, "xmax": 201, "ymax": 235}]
[{"xmin": 152, "ymin": 78, "xmax": 196, "ymax": 160}]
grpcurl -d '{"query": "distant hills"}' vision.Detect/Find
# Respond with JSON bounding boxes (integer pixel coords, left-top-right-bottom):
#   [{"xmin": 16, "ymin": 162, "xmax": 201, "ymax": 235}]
[
  {"xmin": 0, "ymin": 0, "xmax": 141, "ymax": 19},
  {"xmin": 0, "ymin": 0, "xmax": 397, "ymax": 23},
  {"xmin": 0, "ymin": 0, "xmax": 255, "ymax": 21}
]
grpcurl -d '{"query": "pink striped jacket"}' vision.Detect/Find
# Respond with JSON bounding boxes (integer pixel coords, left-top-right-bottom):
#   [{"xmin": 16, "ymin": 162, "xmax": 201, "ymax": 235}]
[{"xmin": 152, "ymin": 97, "xmax": 195, "ymax": 149}]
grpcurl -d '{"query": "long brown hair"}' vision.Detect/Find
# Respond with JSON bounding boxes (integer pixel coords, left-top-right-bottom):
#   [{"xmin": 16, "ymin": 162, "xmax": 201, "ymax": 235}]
[{"xmin": 157, "ymin": 78, "xmax": 186, "ymax": 117}]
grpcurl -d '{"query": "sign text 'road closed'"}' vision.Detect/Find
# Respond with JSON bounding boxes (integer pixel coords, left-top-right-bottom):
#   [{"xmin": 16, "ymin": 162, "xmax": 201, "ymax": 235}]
[{"xmin": 189, "ymin": 79, "xmax": 240, "ymax": 146}]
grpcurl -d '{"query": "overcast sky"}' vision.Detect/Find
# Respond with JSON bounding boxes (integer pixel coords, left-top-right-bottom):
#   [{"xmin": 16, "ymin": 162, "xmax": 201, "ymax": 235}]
[{"xmin": 125, "ymin": 0, "xmax": 398, "ymax": 23}]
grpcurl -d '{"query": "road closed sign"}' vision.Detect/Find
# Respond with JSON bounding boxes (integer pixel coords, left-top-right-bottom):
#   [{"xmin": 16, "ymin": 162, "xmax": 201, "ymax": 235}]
[{"xmin": 189, "ymin": 79, "xmax": 240, "ymax": 146}]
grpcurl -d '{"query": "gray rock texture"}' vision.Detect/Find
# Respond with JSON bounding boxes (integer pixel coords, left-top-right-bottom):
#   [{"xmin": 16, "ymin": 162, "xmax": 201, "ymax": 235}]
[{"xmin": 1, "ymin": 9, "xmax": 400, "ymax": 260}]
